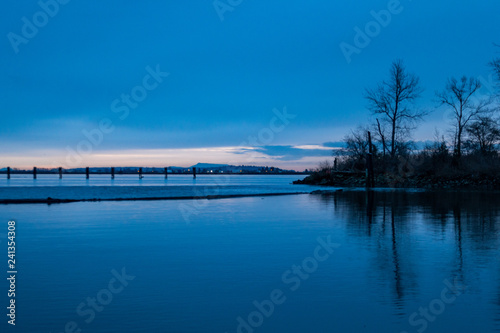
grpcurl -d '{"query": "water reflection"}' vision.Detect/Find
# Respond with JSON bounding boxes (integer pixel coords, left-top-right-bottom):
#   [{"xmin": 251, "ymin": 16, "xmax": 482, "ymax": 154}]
[{"xmin": 313, "ymin": 190, "xmax": 500, "ymax": 329}]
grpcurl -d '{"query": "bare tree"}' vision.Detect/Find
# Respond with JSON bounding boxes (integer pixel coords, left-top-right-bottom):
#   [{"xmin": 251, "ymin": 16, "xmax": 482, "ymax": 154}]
[
  {"xmin": 365, "ymin": 60, "xmax": 424, "ymax": 159},
  {"xmin": 340, "ymin": 126, "xmax": 369, "ymax": 170},
  {"xmin": 465, "ymin": 115, "xmax": 500, "ymax": 155},
  {"xmin": 491, "ymin": 57, "xmax": 500, "ymax": 85},
  {"xmin": 317, "ymin": 160, "xmax": 334, "ymax": 172},
  {"xmin": 436, "ymin": 76, "xmax": 489, "ymax": 158}
]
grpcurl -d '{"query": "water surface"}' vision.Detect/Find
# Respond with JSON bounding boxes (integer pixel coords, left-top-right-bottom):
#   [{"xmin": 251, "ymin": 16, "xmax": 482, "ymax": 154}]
[
  {"xmin": 0, "ymin": 175, "xmax": 318, "ymax": 200},
  {"xmin": 0, "ymin": 190, "xmax": 499, "ymax": 332}
]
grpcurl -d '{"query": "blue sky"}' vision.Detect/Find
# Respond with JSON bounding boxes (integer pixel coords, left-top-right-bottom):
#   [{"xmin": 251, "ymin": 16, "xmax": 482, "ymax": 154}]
[{"xmin": 1, "ymin": 0, "xmax": 499, "ymax": 170}]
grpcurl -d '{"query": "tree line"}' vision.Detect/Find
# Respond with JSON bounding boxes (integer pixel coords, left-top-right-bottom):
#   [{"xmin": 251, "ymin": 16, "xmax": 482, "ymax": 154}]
[{"xmin": 337, "ymin": 52, "xmax": 500, "ymax": 177}]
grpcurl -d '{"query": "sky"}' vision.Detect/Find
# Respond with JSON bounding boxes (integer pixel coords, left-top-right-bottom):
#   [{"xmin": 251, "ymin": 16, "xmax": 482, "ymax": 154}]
[{"xmin": 1, "ymin": 0, "xmax": 499, "ymax": 171}]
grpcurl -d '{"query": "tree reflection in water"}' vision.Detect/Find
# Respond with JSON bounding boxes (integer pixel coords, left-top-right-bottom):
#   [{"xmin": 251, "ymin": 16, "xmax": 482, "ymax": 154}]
[{"xmin": 312, "ymin": 190, "xmax": 500, "ymax": 323}]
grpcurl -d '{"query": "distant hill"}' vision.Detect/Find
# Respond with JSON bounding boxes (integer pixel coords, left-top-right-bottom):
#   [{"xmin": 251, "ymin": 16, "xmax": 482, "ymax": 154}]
[{"xmin": 191, "ymin": 163, "xmax": 229, "ymax": 169}]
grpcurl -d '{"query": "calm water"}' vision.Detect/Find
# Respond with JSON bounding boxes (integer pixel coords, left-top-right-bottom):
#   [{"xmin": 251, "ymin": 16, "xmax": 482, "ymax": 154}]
[
  {"xmin": 1, "ymin": 190, "xmax": 500, "ymax": 332},
  {"xmin": 0, "ymin": 175, "xmax": 318, "ymax": 200},
  {"xmin": 0, "ymin": 174, "xmax": 304, "ymax": 187}
]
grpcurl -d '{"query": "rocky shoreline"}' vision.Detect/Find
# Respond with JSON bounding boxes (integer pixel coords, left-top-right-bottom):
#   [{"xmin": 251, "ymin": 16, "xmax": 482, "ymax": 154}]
[{"xmin": 293, "ymin": 172, "xmax": 500, "ymax": 190}]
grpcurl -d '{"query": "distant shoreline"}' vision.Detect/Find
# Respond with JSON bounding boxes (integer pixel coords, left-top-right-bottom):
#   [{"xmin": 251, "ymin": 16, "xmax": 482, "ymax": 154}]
[{"xmin": 0, "ymin": 172, "xmax": 308, "ymax": 176}]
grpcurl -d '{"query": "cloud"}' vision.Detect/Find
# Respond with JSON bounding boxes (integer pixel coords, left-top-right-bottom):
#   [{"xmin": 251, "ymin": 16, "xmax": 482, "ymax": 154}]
[{"xmin": 237, "ymin": 145, "xmax": 334, "ymax": 161}]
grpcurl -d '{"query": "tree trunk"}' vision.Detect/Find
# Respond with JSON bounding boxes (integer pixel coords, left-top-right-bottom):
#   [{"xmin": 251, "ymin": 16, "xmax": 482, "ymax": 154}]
[
  {"xmin": 456, "ymin": 106, "xmax": 463, "ymax": 159},
  {"xmin": 456, "ymin": 127, "xmax": 462, "ymax": 159},
  {"xmin": 391, "ymin": 119, "xmax": 396, "ymax": 158}
]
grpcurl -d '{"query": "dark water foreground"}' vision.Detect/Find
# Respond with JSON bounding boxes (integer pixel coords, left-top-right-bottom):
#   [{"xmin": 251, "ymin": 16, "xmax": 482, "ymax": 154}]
[{"xmin": 0, "ymin": 190, "xmax": 499, "ymax": 332}]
